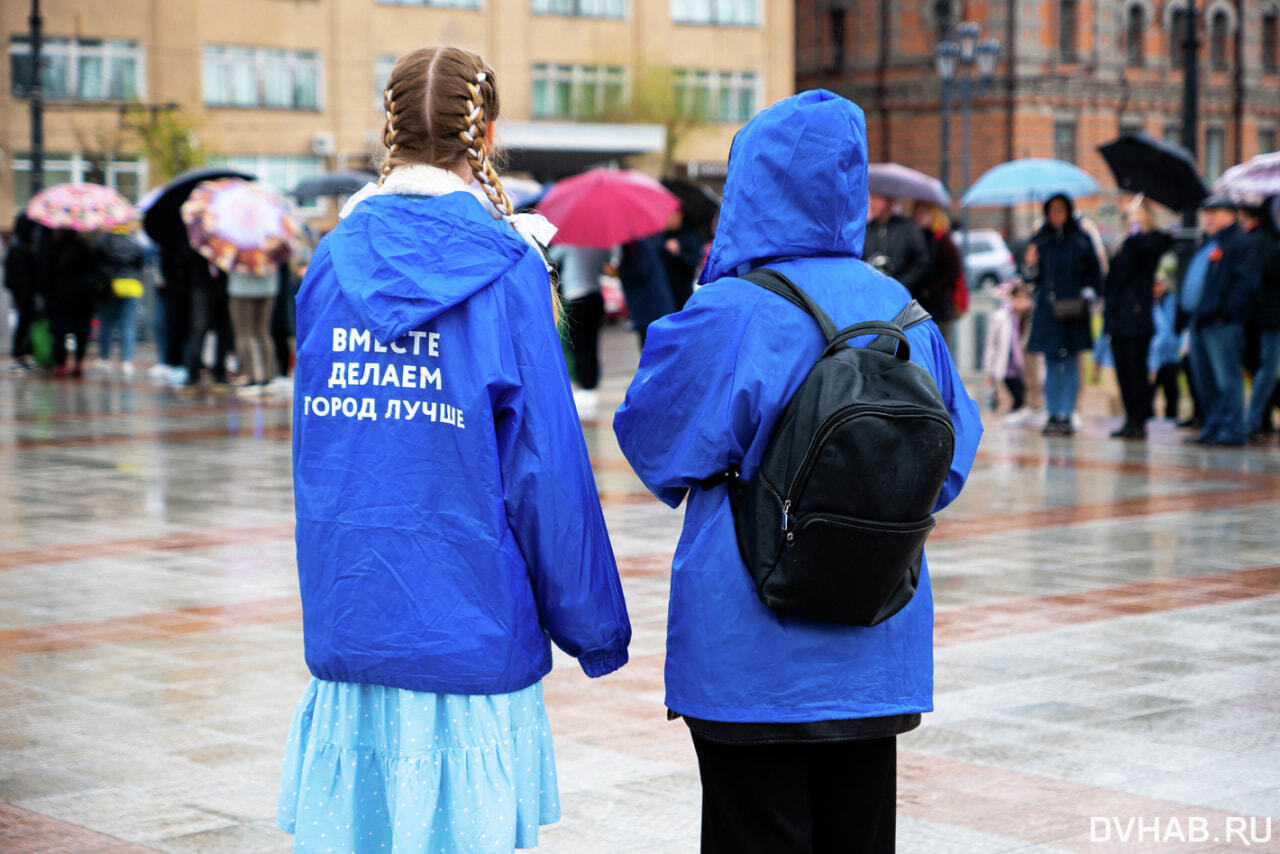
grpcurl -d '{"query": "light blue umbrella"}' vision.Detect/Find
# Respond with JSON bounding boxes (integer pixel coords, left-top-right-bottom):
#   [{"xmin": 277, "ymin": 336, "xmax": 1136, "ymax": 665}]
[{"xmin": 961, "ymin": 158, "xmax": 1100, "ymax": 207}]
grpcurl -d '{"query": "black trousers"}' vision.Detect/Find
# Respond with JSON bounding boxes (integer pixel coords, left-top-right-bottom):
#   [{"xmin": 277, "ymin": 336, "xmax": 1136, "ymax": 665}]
[
  {"xmin": 692, "ymin": 734, "xmax": 896, "ymax": 854},
  {"xmin": 1180, "ymin": 354, "xmax": 1204, "ymax": 421},
  {"xmin": 51, "ymin": 310, "xmax": 93, "ymax": 367},
  {"xmin": 1151, "ymin": 363, "xmax": 1180, "ymax": 420},
  {"xmin": 1112, "ymin": 334, "xmax": 1152, "ymax": 428},
  {"xmin": 1003, "ymin": 376, "xmax": 1026, "ymax": 411},
  {"xmin": 185, "ymin": 286, "xmax": 233, "ymax": 382},
  {"xmin": 564, "ymin": 292, "xmax": 604, "ymax": 390}
]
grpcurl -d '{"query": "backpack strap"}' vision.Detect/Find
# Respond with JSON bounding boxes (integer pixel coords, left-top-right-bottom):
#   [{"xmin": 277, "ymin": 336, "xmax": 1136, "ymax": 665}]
[
  {"xmin": 824, "ymin": 299, "xmax": 933, "ymax": 360},
  {"xmin": 893, "ymin": 299, "xmax": 932, "ymax": 331},
  {"xmin": 741, "ymin": 268, "xmax": 839, "ymax": 342}
]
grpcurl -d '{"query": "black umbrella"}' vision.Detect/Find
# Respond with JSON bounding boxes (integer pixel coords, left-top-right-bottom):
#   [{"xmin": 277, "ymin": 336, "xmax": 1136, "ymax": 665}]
[
  {"xmin": 291, "ymin": 170, "xmax": 376, "ymax": 201},
  {"xmin": 1098, "ymin": 134, "xmax": 1208, "ymax": 212},
  {"xmin": 142, "ymin": 166, "xmax": 254, "ymax": 247},
  {"xmin": 661, "ymin": 178, "xmax": 720, "ymax": 239}
]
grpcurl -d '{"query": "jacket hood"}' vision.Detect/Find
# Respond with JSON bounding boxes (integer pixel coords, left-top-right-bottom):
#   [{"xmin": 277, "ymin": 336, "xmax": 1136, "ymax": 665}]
[
  {"xmin": 325, "ymin": 192, "xmax": 530, "ymax": 343},
  {"xmin": 699, "ymin": 90, "xmax": 868, "ymax": 283}
]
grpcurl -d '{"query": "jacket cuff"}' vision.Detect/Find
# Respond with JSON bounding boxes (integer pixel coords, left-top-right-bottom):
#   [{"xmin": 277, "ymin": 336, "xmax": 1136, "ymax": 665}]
[{"xmin": 578, "ymin": 647, "xmax": 629, "ymax": 679}]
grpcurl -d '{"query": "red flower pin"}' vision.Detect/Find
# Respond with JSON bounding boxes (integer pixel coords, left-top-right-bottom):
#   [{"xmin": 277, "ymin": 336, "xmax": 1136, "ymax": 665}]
[{"xmin": 1209, "ymin": 246, "xmax": 1224, "ymax": 263}]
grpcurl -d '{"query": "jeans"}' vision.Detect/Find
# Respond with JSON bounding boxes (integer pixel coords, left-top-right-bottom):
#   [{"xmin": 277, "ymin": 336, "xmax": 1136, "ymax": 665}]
[
  {"xmin": 1245, "ymin": 330, "xmax": 1280, "ymax": 433},
  {"xmin": 1195, "ymin": 321, "xmax": 1246, "ymax": 444},
  {"xmin": 1043, "ymin": 353, "xmax": 1080, "ymax": 418},
  {"xmin": 97, "ymin": 297, "xmax": 139, "ymax": 362}
]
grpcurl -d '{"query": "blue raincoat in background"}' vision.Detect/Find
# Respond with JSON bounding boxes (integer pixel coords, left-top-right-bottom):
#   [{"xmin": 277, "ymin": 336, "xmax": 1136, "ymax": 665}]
[
  {"xmin": 293, "ymin": 190, "xmax": 630, "ymax": 695},
  {"xmin": 614, "ymin": 90, "xmax": 982, "ymax": 723}
]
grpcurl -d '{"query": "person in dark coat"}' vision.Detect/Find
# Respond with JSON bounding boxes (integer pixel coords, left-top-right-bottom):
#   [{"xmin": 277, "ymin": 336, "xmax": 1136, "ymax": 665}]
[
  {"xmin": 1102, "ymin": 197, "xmax": 1173, "ymax": 438},
  {"xmin": 911, "ymin": 201, "xmax": 960, "ymax": 343},
  {"xmin": 1243, "ymin": 197, "xmax": 1280, "ymax": 442},
  {"xmin": 1188, "ymin": 195, "xmax": 1262, "ymax": 446},
  {"xmin": 617, "ymin": 234, "xmax": 675, "ymax": 350},
  {"xmin": 862, "ymin": 194, "xmax": 928, "ymax": 293},
  {"xmin": 1025, "ymin": 193, "xmax": 1101, "ymax": 435},
  {"xmin": 3, "ymin": 214, "xmax": 42, "ymax": 370},
  {"xmin": 183, "ymin": 249, "xmax": 233, "ymax": 387},
  {"xmin": 45, "ymin": 229, "xmax": 103, "ymax": 377},
  {"xmin": 661, "ymin": 208, "xmax": 705, "ymax": 312}
]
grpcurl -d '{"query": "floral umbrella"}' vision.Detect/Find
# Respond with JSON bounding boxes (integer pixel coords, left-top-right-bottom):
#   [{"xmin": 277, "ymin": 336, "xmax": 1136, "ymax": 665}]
[
  {"xmin": 26, "ymin": 182, "xmax": 135, "ymax": 231},
  {"xmin": 1212, "ymin": 151, "xmax": 1280, "ymax": 206},
  {"xmin": 180, "ymin": 178, "xmax": 298, "ymax": 276}
]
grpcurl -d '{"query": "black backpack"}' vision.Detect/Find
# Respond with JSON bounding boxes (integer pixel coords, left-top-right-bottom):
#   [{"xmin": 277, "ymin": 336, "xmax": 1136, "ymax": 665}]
[{"xmin": 702, "ymin": 268, "xmax": 956, "ymax": 627}]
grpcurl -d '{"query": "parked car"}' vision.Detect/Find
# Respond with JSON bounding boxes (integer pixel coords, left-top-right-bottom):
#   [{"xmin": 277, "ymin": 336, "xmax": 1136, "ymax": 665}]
[{"xmin": 952, "ymin": 228, "xmax": 1016, "ymax": 290}]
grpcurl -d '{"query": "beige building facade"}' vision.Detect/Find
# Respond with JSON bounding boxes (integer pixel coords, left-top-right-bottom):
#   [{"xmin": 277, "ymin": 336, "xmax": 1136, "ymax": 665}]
[{"xmin": 1, "ymin": 0, "xmax": 794, "ymax": 226}]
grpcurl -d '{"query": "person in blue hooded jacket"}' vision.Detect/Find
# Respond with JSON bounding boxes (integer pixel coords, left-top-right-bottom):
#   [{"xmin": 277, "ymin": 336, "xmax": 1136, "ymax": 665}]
[
  {"xmin": 278, "ymin": 46, "xmax": 630, "ymax": 854},
  {"xmin": 614, "ymin": 90, "xmax": 981, "ymax": 854}
]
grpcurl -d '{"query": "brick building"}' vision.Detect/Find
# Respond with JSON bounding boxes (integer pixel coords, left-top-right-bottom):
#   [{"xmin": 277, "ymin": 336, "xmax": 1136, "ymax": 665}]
[{"xmin": 797, "ymin": 0, "xmax": 1280, "ymax": 238}]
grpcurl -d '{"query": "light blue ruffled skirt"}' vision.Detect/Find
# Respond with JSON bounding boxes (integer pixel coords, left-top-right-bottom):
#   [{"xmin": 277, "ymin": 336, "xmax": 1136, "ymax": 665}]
[{"xmin": 277, "ymin": 678, "xmax": 560, "ymax": 852}]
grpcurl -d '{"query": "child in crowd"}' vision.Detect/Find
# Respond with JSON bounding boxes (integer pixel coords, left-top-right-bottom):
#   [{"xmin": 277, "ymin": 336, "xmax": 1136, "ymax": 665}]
[
  {"xmin": 985, "ymin": 280, "xmax": 1032, "ymax": 420},
  {"xmin": 1149, "ymin": 266, "xmax": 1181, "ymax": 421}
]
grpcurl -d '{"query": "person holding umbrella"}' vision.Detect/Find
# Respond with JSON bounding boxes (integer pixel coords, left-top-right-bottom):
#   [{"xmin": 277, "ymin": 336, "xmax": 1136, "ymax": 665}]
[
  {"xmin": 911, "ymin": 201, "xmax": 961, "ymax": 346},
  {"xmin": 1025, "ymin": 193, "xmax": 1101, "ymax": 436},
  {"xmin": 862, "ymin": 193, "xmax": 928, "ymax": 292},
  {"xmin": 279, "ymin": 45, "xmax": 630, "ymax": 854}
]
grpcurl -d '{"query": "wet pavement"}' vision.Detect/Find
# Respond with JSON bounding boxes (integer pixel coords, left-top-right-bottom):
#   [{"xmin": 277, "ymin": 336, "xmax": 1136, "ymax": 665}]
[{"xmin": 1, "ymin": 327, "xmax": 1278, "ymax": 853}]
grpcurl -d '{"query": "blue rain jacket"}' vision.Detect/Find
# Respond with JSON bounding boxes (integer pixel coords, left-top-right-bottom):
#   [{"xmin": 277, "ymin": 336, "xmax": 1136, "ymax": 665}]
[
  {"xmin": 293, "ymin": 190, "xmax": 630, "ymax": 695},
  {"xmin": 614, "ymin": 90, "xmax": 982, "ymax": 723}
]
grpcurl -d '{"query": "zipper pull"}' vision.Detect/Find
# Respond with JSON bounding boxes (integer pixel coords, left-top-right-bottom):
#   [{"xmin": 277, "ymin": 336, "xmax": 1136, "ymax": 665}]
[{"xmin": 781, "ymin": 499, "xmax": 791, "ymax": 533}]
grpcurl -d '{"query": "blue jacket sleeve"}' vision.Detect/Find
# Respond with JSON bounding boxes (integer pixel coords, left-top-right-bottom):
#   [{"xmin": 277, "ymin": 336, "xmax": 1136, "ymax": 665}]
[
  {"xmin": 613, "ymin": 290, "xmax": 760, "ymax": 507},
  {"xmin": 923, "ymin": 327, "xmax": 983, "ymax": 511},
  {"xmin": 493, "ymin": 255, "xmax": 631, "ymax": 678}
]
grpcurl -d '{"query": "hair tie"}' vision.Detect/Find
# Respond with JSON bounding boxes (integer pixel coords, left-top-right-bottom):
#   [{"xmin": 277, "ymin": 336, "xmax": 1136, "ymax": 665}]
[{"xmin": 477, "ymin": 71, "xmax": 488, "ymax": 83}]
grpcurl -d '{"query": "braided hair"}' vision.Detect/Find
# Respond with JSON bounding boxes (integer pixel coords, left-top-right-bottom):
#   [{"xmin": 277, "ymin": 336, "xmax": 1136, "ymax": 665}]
[{"xmin": 376, "ymin": 46, "xmax": 511, "ymax": 215}]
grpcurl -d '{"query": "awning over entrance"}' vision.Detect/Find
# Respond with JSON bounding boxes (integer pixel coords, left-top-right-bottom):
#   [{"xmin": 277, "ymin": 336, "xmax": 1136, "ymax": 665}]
[{"xmin": 498, "ymin": 120, "xmax": 665, "ymax": 180}]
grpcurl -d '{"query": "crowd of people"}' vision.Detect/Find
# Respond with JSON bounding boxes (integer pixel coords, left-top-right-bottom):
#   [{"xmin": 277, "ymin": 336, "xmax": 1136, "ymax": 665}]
[
  {"xmin": 3, "ymin": 214, "xmax": 302, "ymax": 396},
  {"xmin": 978, "ymin": 192, "xmax": 1280, "ymax": 444}
]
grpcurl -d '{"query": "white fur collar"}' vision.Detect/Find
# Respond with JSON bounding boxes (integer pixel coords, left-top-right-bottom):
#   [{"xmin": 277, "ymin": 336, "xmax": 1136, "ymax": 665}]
[{"xmin": 339, "ymin": 164, "xmax": 557, "ymax": 268}]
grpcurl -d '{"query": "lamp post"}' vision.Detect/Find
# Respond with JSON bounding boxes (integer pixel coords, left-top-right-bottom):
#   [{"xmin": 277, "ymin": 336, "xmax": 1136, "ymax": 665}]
[
  {"xmin": 934, "ymin": 21, "xmax": 1001, "ymax": 282},
  {"xmin": 28, "ymin": 0, "xmax": 44, "ymax": 196}
]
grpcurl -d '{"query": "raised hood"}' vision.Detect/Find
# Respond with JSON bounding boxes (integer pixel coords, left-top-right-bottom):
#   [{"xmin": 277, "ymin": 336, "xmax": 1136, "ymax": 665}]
[
  {"xmin": 326, "ymin": 192, "xmax": 529, "ymax": 343},
  {"xmin": 699, "ymin": 89, "xmax": 869, "ymax": 284}
]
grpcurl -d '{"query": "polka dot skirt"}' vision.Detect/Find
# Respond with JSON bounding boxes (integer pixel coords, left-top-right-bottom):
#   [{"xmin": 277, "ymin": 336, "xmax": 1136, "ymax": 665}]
[{"xmin": 278, "ymin": 678, "xmax": 560, "ymax": 852}]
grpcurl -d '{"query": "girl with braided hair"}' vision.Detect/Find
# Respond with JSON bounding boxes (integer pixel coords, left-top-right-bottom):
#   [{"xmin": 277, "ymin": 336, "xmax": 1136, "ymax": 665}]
[{"xmin": 279, "ymin": 46, "xmax": 631, "ymax": 853}]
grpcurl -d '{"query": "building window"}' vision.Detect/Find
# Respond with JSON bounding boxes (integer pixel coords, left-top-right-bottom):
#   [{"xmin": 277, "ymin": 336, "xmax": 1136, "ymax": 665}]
[
  {"xmin": 1210, "ymin": 10, "xmax": 1230, "ymax": 69},
  {"xmin": 1262, "ymin": 11, "xmax": 1278, "ymax": 72},
  {"xmin": 1053, "ymin": 119, "xmax": 1077, "ymax": 163},
  {"xmin": 933, "ymin": 0, "xmax": 954, "ymax": 42},
  {"xmin": 377, "ymin": 0, "xmax": 481, "ymax": 8},
  {"xmin": 533, "ymin": 0, "xmax": 624, "ymax": 17},
  {"xmin": 828, "ymin": 9, "xmax": 846, "ymax": 73},
  {"xmin": 1119, "ymin": 120, "xmax": 1144, "ymax": 138},
  {"xmin": 374, "ymin": 54, "xmax": 396, "ymax": 107},
  {"xmin": 531, "ymin": 63, "xmax": 626, "ymax": 119},
  {"xmin": 1260, "ymin": 127, "xmax": 1276, "ymax": 154},
  {"xmin": 210, "ymin": 154, "xmax": 326, "ymax": 215},
  {"xmin": 1164, "ymin": 123, "xmax": 1182, "ymax": 147},
  {"xmin": 670, "ymin": 0, "xmax": 759, "ymax": 27},
  {"xmin": 11, "ymin": 153, "xmax": 146, "ymax": 208},
  {"xmin": 1170, "ymin": 8, "xmax": 1189, "ymax": 66},
  {"xmin": 9, "ymin": 36, "xmax": 143, "ymax": 101},
  {"xmin": 203, "ymin": 45, "xmax": 322, "ymax": 110},
  {"xmin": 1126, "ymin": 5, "xmax": 1146, "ymax": 66},
  {"xmin": 672, "ymin": 69, "xmax": 757, "ymax": 122},
  {"xmin": 1059, "ymin": 0, "xmax": 1078, "ymax": 61},
  {"xmin": 1204, "ymin": 127, "xmax": 1226, "ymax": 182}
]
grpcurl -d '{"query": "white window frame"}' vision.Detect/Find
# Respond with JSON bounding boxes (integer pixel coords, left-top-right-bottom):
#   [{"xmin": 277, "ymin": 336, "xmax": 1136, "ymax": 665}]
[
  {"xmin": 531, "ymin": 63, "xmax": 627, "ymax": 119},
  {"xmin": 202, "ymin": 44, "xmax": 324, "ymax": 111},
  {"xmin": 209, "ymin": 154, "xmax": 327, "ymax": 216},
  {"xmin": 532, "ymin": 0, "xmax": 626, "ymax": 20},
  {"xmin": 8, "ymin": 35, "xmax": 146, "ymax": 101},
  {"xmin": 672, "ymin": 68, "xmax": 759, "ymax": 123},
  {"xmin": 11, "ymin": 153, "xmax": 148, "ymax": 207},
  {"xmin": 376, "ymin": 0, "xmax": 482, "ymax": 9},
  {"xmin": 670, "ymin": 0, "xmax": 759, "ymax": 28}
]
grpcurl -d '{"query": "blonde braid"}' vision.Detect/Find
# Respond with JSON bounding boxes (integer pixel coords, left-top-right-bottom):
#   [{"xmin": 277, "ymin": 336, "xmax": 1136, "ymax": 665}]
[
  {"xmin": 379, "ymin": 87, "xmax": 399, "ymax": 187},
  {"xmin": 459, "ymin": 72, "xmax": 513, "ymax": 215}
]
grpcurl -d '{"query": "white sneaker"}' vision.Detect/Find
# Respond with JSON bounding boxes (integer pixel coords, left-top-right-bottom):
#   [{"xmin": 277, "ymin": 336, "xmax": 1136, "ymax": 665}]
[
  {"xmin": 167, "ymin": 366, "xmax": 189, "ymax": 386},
  {"xmin": 147, "ymin": 362, "xmax": 171, "ymax": 380},
  {"xmin": 572, "ymin": 388, "xmax": 599, "ymax": 414},
  {"xmin": 120, "ymin": 362, "xmax": 135, "ymax": 381},
  {"xmin": 1002, "ymin": 408, "xmax": 1029, "ymax": 426}
]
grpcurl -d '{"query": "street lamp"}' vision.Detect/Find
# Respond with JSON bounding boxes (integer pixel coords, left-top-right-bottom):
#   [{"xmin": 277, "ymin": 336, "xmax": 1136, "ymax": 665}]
[{"xmin": 934, "ymin": 20, "xmax": 1001, "ymax": 281}]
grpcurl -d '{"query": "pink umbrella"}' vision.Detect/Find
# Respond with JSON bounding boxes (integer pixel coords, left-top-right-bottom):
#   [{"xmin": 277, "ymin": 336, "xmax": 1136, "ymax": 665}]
[
  {"xmin": 180, "ymin": 178, "xmax": 298, "ymax": 276},
  {"xmin": 1212, "ymin": 151, "xmax": 1280, "ymax": 206},
  {"xmin": 26, "ymin": 183, "xmax": 134, "ymax": 231},
  {"xmin": 537, "ymin": 169, "xmax": 680, "ymax": 248}
]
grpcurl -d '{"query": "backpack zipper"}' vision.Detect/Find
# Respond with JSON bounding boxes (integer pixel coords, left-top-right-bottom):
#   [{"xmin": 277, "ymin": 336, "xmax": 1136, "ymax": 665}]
[{"xmin": 780, "ymin": 403, "xmax": 955, "ymax": 535}]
